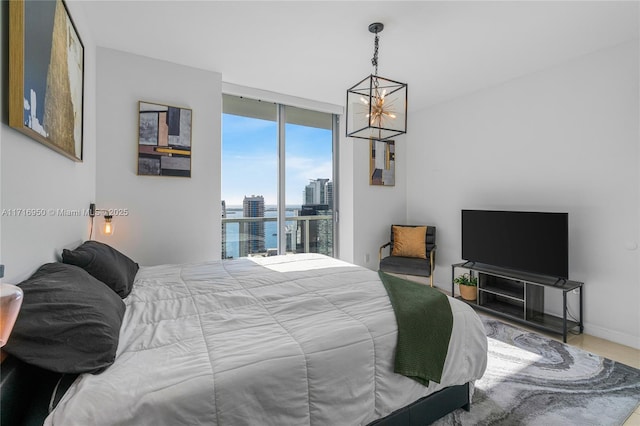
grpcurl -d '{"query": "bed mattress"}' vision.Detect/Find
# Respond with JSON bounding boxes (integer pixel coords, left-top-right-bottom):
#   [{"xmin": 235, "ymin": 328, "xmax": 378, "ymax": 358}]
[{"xmin": 45, "ymin": 254, "xmax": 487, "ymax": 425}]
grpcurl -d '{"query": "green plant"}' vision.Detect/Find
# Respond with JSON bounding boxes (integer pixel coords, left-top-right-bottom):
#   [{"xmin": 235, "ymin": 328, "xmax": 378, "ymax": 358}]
[{"xmin": 454, "ymin": 273, "xmax": 477, "ymax": 287}]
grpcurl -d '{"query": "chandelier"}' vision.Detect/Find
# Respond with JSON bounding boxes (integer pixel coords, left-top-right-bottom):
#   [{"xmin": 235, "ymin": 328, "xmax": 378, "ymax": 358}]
[{"xmin": 346, "ymin": 23, "xmax": 408, "ymax": 141}]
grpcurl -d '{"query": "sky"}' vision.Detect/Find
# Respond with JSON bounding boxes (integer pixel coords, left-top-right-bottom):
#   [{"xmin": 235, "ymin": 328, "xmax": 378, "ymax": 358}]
[{"xmin": 222, "ymin": 114, "xmax": 333, "ymax": 207}]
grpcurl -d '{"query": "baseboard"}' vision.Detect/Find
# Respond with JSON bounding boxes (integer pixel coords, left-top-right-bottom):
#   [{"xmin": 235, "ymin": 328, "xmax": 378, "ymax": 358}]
[{"xmin": 583, "ymin": 322, "xmax": 640, "ymax": 350}]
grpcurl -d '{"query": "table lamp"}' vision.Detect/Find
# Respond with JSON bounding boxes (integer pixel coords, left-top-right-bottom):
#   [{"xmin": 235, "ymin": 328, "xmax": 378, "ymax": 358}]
[{"xmin": 1, "ymin": 283, "xmax": 23, "ymax": 347}]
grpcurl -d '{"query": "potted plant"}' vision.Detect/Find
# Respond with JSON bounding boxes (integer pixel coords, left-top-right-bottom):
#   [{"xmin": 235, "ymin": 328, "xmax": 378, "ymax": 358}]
[{"xmin": 454, "ymin": 273, "xmax": 478, "ymax": 301}]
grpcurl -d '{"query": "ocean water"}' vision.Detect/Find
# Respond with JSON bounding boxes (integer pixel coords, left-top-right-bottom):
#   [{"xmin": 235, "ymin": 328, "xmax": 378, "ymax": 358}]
[{"xmin": 223, "ymin": 210, "xmax": 294, "ymax": 258}]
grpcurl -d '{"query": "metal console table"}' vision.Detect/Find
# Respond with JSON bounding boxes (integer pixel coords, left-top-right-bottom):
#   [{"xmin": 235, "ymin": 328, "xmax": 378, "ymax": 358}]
[{"xmin": 451, "ymin": 262, "xmax": 583, "ymax": 342}]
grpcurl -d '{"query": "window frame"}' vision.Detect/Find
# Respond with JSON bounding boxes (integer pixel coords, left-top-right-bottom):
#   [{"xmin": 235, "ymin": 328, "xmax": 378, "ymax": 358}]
[{"xmin": 222, "ymin": 87, "xmax": 341, "ymax": 258}]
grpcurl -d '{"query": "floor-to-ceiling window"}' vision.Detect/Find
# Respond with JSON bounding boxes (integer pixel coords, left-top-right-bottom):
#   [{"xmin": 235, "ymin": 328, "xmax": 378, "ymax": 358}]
[{"xmin": 222, "ymin": 94, "xmax": 337, "ymax": 258}]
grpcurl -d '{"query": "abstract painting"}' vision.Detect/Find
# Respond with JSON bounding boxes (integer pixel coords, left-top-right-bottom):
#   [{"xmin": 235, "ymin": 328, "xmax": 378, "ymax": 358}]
[
  {"xmin": 9, "ymin": 0, "xmax": 84, "ymax": 162},
  {"xmin": 370, "ymin": 139, "xmax": 395, "ymax": 186},
  {"xmin": 138, "ymin": 101, "xmax": 192, "ymax": 177}
]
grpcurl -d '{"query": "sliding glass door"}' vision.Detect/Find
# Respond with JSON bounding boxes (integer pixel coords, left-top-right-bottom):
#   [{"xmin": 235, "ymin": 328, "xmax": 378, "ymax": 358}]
[
  {"xmin": 284, "ymin": 105, "xmax": 334, "ymax": 256},
  {"xmin": 222, "ymin": 95, "xmax": 337, "ymax": 259}
]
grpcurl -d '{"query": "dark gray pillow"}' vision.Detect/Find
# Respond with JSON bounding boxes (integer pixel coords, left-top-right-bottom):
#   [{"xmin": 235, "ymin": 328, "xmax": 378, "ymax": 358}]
[
  {"xmin": 3, "ymin": 263, "xmax": 125, "ymax": 374},
  {"xmin": 62, "ymin": 241, "xmax": 139, "ymax": 298}
]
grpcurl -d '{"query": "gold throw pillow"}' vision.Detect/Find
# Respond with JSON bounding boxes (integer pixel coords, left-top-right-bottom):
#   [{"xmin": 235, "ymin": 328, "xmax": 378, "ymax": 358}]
[{"xmin": 392, "ymin": 226, "xmax": 427, "ymax": 259}]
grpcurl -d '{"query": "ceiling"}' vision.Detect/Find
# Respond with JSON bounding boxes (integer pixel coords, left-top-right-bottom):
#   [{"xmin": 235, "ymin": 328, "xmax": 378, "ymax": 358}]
[{"xmin": 75, "ymin": 1, "xmax": 639, "ymax": 112}]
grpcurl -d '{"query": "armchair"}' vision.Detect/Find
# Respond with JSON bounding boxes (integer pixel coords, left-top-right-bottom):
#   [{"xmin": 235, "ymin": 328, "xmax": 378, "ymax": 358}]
[{"xmin": 379, "ymin": 225, "xmax": 437, "ymax": 287}]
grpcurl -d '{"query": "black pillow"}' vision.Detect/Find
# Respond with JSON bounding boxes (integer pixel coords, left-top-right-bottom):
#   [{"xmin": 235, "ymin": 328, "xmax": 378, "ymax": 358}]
[
  {"xmin": 62, "ymin": 240, "xmax": 139, "ymax": 298},
  {"xmin": 3, "ymin": 263, "xmax": 125, "ymax": 374}
]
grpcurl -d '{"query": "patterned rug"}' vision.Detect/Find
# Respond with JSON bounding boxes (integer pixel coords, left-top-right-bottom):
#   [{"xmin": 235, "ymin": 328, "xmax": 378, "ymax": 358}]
[{"xmin": 434, "ymin": 316, "xmax": 640, "ymax": 426}]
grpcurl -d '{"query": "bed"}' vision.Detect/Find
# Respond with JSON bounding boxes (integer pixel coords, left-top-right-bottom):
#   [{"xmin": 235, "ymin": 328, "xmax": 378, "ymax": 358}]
[{"xmin": 2, "ymin": 250, "xmax": 487, "ymax": 425}]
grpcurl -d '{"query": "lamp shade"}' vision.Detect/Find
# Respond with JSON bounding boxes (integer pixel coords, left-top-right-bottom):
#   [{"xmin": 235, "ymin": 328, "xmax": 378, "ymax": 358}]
[
  {"xmin": 0, "ymin": 283, "xmax": 23, "ymax": 347},
  {"xmin": 346, "ymin": 74, "xmax": 408, "ymax": 141}
]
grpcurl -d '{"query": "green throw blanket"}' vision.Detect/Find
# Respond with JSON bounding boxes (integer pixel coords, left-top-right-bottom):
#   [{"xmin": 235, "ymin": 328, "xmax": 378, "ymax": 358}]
[{"xmin": 378, "ymin": 271, "xmax": 453, "ymax": 386}]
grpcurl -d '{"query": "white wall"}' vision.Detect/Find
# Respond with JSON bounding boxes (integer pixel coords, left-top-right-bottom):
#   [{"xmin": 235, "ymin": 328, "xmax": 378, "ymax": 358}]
[
  {"xmin": 337, "ymin": 120, "xmax": 355, "ymax": 264},
  {"xmin": 406, "ymin": 41, "xmax": 640, "ymax": 349},
  {"xmin": 95, "ymin": 48, "xmax": 221, "ymax": 266},
  {"xmin": 0, "ymin": 2, "xmax": 97, "ymax": 283},
  {"xmin": 350, "ymin": 135, "xmax": 408, "ymax": 269}
]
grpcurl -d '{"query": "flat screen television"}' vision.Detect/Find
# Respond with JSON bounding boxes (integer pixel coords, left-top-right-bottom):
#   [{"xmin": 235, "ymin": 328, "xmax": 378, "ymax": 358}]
[{"xmin": 462, "ymin": 210, "xmax": 569, "ymax": 279}]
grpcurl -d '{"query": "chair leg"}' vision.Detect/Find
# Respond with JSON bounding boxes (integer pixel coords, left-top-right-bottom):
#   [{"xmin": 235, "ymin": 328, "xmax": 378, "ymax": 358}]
[{"xmin": 430, "ymin": 274, "xmax": 433, "ymax": 287}]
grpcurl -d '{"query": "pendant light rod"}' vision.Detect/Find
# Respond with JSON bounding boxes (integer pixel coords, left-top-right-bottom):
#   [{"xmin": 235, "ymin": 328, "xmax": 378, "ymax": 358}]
[{"xmin": 369, "ymin": 23, "xmax": 384, "ymax": 75}]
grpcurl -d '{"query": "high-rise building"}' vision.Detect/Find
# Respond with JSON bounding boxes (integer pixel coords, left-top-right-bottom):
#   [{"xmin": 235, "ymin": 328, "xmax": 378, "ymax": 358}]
[
  {"xmin": 303, "ymin": 178, "xmax": 331, "ymax": 206},
  {"xmin": 300, "ymin": 179, "xmax": 333, "ymax": 255},
  {"xmin": 298, "ymin": 204, "xmax": 332, "ymax": 256},
  {"xmin": 242, "ymin": 195, "xmax": 265, "ymax": 256},
  {"xmin": 303, "ymin": 183, "xmax": 315, "ymax": 205},
  {"xmin": 325, "ymin": 181, "xmax": 333, "ymax": 210}
]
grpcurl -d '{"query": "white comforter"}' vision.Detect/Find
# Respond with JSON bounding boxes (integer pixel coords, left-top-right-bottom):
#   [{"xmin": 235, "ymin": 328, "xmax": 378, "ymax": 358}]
[{"xmin": 46, "ymin": 254, "xmax": 487, "ymax": 426}]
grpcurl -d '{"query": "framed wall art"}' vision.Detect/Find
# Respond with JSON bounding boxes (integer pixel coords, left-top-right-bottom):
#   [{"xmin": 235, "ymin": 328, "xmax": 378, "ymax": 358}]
[
  {"xmin": 138, "ymin": 101, "xmax": 192, "ymax": 177},
  {"xmin": 370, "ymin": 139, "xmax": 395, "ymax": 186},
  {"xmin": 9, "ymin": 0, "xmax": 84, "ymax": 162}
]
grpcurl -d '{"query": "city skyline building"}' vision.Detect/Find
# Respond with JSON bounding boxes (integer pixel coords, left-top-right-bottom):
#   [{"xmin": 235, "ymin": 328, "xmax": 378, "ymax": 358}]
[
  {"xmin": 242, "ymin": 195, "xmax": 265, "ymax": 256},
  {"xmin": 223, "ymin": 179, "xmax": 332, "ymax": 258},
  {"xmin": 303, "ymin": 178, "xmax": 332, "ymax": 209},
  {"xmin": 298, "ymin": 204, "xmax": 332, "ymax": 256}
]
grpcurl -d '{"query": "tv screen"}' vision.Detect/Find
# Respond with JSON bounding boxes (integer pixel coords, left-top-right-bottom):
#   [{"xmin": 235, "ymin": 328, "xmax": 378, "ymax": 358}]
[{"xmin": 462, "ymin": 210, "xmax": 569, "ymax": 279}]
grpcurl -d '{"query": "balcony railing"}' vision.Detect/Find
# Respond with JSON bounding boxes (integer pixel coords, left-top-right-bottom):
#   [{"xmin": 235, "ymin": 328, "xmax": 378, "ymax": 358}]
[{"xmin": 221, "ymin": 215, "xmax": 333, "ymax": 258}]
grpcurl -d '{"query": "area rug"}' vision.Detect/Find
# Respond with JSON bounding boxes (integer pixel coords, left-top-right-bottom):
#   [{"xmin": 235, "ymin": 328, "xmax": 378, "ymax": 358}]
[{"xmin": 433, "ymin": 316, "xmax": 640, "ymax": 426}]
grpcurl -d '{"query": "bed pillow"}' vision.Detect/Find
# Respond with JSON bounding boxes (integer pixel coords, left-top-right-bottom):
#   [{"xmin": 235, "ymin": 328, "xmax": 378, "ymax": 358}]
[
  {"xmin": 3, "ymin": 262, "xmax": 125, "ymax": 374},
  {"xmin": 392, "ymin": 225, "xmax": 427, "ymax": 259},
  {"xmin": 62, "ymin": 240, "xmax": 139, "ymax": 298}
]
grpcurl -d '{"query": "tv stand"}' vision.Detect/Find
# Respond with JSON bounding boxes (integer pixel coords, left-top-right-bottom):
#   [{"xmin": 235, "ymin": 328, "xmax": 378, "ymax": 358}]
[{"xmin": 451, "ymin": 262, "xmax": 583, "ymax": 342}]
